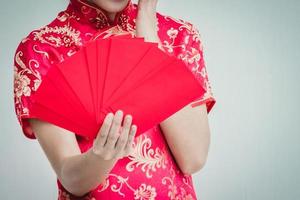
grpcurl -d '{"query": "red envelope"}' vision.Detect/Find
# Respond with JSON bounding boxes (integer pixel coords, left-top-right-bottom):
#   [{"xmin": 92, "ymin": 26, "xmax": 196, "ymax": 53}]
[{"xmin": 30, "ymin": 35, "xmax": 206, "ymax": 140}]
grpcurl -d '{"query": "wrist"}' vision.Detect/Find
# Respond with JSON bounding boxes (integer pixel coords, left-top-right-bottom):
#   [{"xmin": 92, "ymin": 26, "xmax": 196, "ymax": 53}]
[{"xmin": 87, "ymin": 146, "xmax": 118, "ymax": 164}]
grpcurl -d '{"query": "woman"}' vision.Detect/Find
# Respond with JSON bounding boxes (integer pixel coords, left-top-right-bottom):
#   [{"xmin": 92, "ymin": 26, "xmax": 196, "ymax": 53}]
[{"xmin": 13, "ymin": 0, "xmax": 216, "ymax": 199}]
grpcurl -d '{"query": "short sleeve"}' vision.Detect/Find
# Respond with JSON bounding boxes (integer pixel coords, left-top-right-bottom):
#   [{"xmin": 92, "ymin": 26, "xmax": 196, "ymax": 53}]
[
  {"xmin": 13, "ymin": 38, "xmax": 49, "ymax": 139},
  {"xmin": 178, "ymin": 26, "xmax": 216, "ymax": 114}
]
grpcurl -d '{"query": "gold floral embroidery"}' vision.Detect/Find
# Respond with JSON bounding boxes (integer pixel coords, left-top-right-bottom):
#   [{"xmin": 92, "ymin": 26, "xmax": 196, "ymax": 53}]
[
  {"xmin": 13, "ymin": 39, "xmax": 46, "ymax": 130},
  {"xmin": 118, "ymin": 13, "xmax": 130, "ymax": 30},
  {"xmin": 126, "ymin": 134, "xmax": 169, "ymax": 178},
  {"xmin": 57, "ymin": 12, "xmax": 69, "ymax": 22},
  {"xmin": 158, "ymin": 16, "xmax": 215, "ymax": 102},
  {"xmin": 32, "ymin": 24, "xmax": 82, "ymax": 47},
  {"xmin": 178, "ymin": 42, "xmax": 204, "ymax": 77},
  {"xmin": 108, "ymin": 175, "xmax": 129, "ymax": 197},
  {"xmin": 14, "ymin": 45, "xmax": 42, "ymax": 102},
  {"xmin": 162, "ymin": 165, "xmax": 195, "ymax": 200},
  {"xmin": 134, "ymin": 183, "xmax": 157, "ymax": 200},
  {"xmin": 164, "ymin": 15, "xmax": 199, "ymax": 39},
  {"xmin": 161, "ymin": 27, "xmax": 185, "ymax": 53},
  {"xmin": 57, "ymin": 11, "xmax": 80, "ymax": 23},
  {"xmin": 182, "ymin": 175, "xmax": 194, "ymax": 190},
  {"xmin": 58, "ymin": 188, "xmax": 97, "ymax": 200},
  {"xmin": 92, "ymin": 25, "xmax": 135, "ymax": 40},
  {"xmin": 14, "ymin": 70, "xmax": 31, "ymax": 98},
  {"xmin": 96, "ymin": 173, "xmax": 157, "ymax": 199},
  {"xmin": 167, "ymin": 27, "xmax": 179, "ymax": 39},
  {"xmin": 58, "ymin": 189, "xmax": 71, "ymax": 200},
  {"xmin": 33, "ymin": 44, "xmax": 49, "ymax": 59}
]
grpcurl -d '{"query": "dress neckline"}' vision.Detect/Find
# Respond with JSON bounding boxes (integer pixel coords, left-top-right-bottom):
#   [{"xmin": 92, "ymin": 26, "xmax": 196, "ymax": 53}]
[{"xmin": 69, "ymin": 0, "xmax": 134, "ymax": 30}]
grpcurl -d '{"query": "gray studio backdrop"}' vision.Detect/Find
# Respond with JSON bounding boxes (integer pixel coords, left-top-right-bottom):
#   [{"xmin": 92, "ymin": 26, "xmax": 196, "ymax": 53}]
[{"xmin": 1, "ymin": 0, "xmax": 299, "ymax": 199}]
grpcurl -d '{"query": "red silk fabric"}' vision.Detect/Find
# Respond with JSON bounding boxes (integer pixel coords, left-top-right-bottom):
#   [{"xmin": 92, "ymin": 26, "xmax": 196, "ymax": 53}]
[{"xmin": 13, "ymin": 0, "xmax": 216, "ymax": 199}]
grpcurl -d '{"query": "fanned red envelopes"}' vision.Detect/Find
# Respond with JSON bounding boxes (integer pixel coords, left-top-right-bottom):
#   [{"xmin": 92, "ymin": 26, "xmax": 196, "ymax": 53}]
[{"xmin": 30, "ymin": 34, "xmax": 206, "ymax": 140}]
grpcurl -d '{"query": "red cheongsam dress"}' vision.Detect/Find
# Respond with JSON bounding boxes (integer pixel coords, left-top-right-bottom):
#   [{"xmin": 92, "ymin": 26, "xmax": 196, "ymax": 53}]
[{"xmin": 13, "ymin": 0, "xmax": 216, "ymax": 199}]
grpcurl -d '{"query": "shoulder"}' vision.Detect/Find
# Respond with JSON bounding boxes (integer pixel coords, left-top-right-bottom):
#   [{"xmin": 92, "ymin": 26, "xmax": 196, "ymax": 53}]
[
  {"xmin": 156, "ymin": 12, "xmax": 203, "ymax": 56},
  {"xmin": 157, "ymin": 12, "xmax": 199, "ymax": 33},
  {"xmin": 16, "ymin": 9, "xmax": 66, "ymax": 47},
  {"xmin": 157, "ymin": 12, "xmax": 201, "ymax": 40},
  {"xmin": 14, "ymin": 7, "xmax": 82, "ymax": 66},
  {"xmin": 13, "ymin": 8, "xmax": 76, "ymax": 99},
  {"xmin": 13, "ymin": 8, "xmax": 80, "ymax": 136}
]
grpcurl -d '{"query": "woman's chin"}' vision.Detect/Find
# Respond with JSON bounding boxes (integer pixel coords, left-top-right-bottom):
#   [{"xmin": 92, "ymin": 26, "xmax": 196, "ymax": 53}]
[{"xmin": 94, "ymin": 0, "xmax": 129, "ymax": 13}]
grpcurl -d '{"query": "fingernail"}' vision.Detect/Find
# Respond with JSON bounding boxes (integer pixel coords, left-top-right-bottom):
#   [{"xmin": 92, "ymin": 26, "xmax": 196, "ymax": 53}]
[{"xmin": 117, "ymin": 110, "xmax": 123, "ymax": 115}]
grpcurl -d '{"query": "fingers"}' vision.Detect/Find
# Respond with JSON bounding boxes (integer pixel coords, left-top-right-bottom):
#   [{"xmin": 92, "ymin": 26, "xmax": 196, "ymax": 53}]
[
  {"xmin": 123, "ymin": 124, "xmax": 137, "ymax": 156},
  {"xmin": 94, "ymin": 112, "xmax": 114, "ymax": 147},
  {"xmin": 138, "ymin": 0, "xmax": 158, "ymax": 7},
  {"xmin": 136, "ymin": 0, "xmax": 159, "ymax": 42},
  {"xmin": 104, "ymin": 110, "xmax": 123, "ymax": 148},
  {"xmin": 138, "ymin": 0, "xmax": 158, "ymax": 12},
  {"xmin": 113, "ymin": 114, "xmax": 132, "ymax": 158},
  {"xmin": 93, "ymin": 110, "xmax": 138, "ymax": 161}
]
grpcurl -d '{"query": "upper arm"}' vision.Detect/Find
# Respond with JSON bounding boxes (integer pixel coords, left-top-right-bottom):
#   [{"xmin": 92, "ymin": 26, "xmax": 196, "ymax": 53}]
[{"xmin": 28, "ymin": 118, "xmax": 81, "ymax": 179}]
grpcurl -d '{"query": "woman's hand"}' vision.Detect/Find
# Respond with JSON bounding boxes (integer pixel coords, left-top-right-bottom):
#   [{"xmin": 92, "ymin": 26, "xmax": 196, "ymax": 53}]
[
  {"xmin": 136, "ymin": 0, "xmax": 161, "ymax": 44},
  {"xmin": 91, "ymin": 110, "xmax": 137, "ymax": 161}
]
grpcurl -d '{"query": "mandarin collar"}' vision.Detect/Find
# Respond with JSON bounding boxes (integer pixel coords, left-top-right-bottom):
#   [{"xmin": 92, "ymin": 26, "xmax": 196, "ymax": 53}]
[{"xmin": 70, "ymin": 0, "xmax": 134, "ymax": 30}]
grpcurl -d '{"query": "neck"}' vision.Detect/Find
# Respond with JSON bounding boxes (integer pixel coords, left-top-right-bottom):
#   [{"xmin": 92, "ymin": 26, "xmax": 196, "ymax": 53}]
[{"xmin": 106, "ymin": 12, "xmax": 116, "ymax": 23}]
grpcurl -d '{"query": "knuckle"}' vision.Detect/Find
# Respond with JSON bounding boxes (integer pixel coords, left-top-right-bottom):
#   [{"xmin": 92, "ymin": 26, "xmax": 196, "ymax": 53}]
[
  {"xmin": 118, "ymin": 138, "xmax": 126, "ymax": 145},
  {"xmin": 108, "ymin": 134, "xmax": 118, "ymax": 141},
  {"xmin": 126, "ymin": 136, "xmax": 132, "ymax": 143},
  {"xmin": 113, "ymin": 120, "xmax": 121, "ymax": 127},
  {"xmin": 125, "ymin": 141, "xmax": 133, "ymax": 149},
  {"xmin": 92, "ymin": 147, "xmax": 102, "ymax": 155},
  {"xmin": 130, "ymin": 130, "xmax": 135, "ymax": 136},
  {"xmin": 111, "ymin": 121, "xmax": 120, "ymax": 128},
  {"xmin": 102, "ymin": 121, "xmax": 111, "ymax": 129},
  {"xmin": 131, "ymin": 128, "xmax": 137, "ymax": 135},
  {"xmin": 129, "ymin": 131, "xmax": 135, "ymax": 138},
  {"xmin": 103, "ymin": 120, "xmax": 110, "ymax": 125},
  {"xmin": 100, "ymin": 132, "xmax": 107, "ymax": 138},
  {"xmin": 122, "ymin": 127, "xmax": 130, "ymax": 133},
  {"xmin": 126, "ymin": 137, "xmax": 132, "ymax": 145}
]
